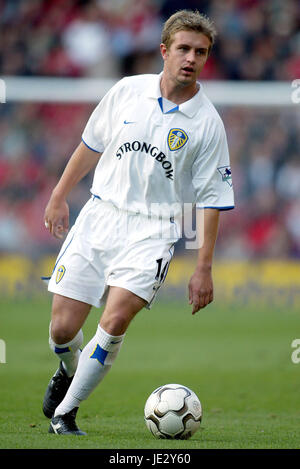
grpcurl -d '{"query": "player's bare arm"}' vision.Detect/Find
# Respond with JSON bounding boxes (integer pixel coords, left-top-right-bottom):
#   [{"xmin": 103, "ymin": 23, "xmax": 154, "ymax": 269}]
[
  {"xmin": 188, "ymin": 208, "xmax": 220, "ymax": 315},
  {"xmin": 44, "ymin": 141, "xmax": 101, "ymax": 239}
]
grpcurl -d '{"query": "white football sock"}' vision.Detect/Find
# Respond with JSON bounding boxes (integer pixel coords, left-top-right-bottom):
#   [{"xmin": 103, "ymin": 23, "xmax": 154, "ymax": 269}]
[
  {"xmin": 54, "ymin": 325, "xmax": 125, "ymax": 416},
  {"xmin": 49, "ymin": 326, "xmax": 83, "ymax": 378}
]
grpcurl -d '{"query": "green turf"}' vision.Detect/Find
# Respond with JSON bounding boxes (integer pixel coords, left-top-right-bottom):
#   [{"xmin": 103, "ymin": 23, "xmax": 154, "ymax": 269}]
[{"xmin": 0, "ymin": 294, "xmax": 299, "ymax": 449}]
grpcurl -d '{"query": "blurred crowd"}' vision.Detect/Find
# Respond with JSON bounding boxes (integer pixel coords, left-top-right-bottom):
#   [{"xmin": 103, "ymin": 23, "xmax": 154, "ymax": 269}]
[
  {"xmin": 216, "ymin": 106, "xmax": 300, "ymax": 260},
  {"xmin": 1, "ymin": 0, "xmax": 299, "ymax": 79},
  {"xmin": 0, "ymin": 0, "xmax": 300, "ymax": 260}
]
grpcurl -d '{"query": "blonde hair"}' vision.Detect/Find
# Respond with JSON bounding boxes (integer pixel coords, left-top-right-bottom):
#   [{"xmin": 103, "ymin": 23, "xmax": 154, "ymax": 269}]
[{"xmin": 161, "ymin": 10, "xmax": 217, "ymax": 53}]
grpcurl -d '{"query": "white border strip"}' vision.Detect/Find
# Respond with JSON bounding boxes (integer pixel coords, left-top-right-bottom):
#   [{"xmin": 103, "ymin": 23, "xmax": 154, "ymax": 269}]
[{"xmin": 1, "ymin": 76, "xmax": 297, "ymax": 106}]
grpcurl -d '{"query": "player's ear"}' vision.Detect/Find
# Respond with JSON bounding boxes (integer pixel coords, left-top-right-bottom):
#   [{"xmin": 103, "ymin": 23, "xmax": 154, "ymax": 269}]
[{"xmin": 160, "ymin": 43, "xmax": 168, "ymax": 60}]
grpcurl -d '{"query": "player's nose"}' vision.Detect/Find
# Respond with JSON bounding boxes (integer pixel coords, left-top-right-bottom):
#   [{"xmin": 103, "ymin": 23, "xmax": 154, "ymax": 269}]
[{"xmin": 186, "ymin": 50, "xmax": 196, "ymax": 64}]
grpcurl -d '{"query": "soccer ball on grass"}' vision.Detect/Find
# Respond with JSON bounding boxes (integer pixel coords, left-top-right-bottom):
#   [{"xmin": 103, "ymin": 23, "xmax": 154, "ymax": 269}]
[{"xmin": 144, "ymin": 383, "xmax": 202, "ymax": 439}]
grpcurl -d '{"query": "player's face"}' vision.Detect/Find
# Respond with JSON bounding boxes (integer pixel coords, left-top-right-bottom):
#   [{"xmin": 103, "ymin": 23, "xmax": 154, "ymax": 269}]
[{"xmin": 161, "ymin": 30, "xmax": 210, "ymax": 88}]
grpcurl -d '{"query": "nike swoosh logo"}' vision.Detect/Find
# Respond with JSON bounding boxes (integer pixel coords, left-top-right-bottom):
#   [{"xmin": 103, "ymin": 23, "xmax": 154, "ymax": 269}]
[
  {"xmin": 124, "ymin": 120, "xmax": 136, "ymax": 124},
  {"xmin": 111, "ymin": 340, "xmax": 122, "ymax": 344}
]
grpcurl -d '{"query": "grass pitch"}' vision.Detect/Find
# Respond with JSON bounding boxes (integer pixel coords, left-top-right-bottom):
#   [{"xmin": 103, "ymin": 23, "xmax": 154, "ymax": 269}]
[{"xmin": 0, "ymin": 294, "xmax": 299, "ymax": 450}]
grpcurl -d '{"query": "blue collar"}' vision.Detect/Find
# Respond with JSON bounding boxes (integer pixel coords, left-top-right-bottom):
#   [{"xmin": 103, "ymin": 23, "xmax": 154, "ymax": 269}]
[{"xmin": 157, "ymin": 97, "xmax": 179, "ymax": 114}]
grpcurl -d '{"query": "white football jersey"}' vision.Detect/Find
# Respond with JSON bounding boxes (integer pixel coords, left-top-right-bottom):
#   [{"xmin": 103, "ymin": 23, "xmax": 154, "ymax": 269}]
[{"xmin": 82, "ymin": 73, "xmax": 234, "ymax": 218}]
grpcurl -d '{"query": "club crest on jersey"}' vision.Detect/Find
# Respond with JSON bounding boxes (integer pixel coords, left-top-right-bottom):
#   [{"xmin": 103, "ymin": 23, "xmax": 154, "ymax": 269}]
[
  {"xmin": 167, "ymin": 128, "xmax": 188, "ymax": 151},
  {"xmin": 55, "ymin": 265, "xmax": 66, "ymax": 284},
  {"xmin": 217, "ymin": 166, "xmax": 232, "ymax": 187}
]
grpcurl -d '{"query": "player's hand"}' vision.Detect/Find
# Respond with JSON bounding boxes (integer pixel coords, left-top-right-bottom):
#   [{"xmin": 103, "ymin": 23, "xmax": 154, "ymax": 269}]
[
  {"xmin": 44, "ymin": 196, "xmax": 69, "ymax": 239},
  {"xmin": 188, "ymin": 267, "xmax": 214, "ymax": 315}
]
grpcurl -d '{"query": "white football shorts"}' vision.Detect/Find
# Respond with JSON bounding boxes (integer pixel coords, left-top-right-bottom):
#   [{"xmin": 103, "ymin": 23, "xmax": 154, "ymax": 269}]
[{"xmin": 48, "ymin": 196, "xmax": 180, "ymax": 309}]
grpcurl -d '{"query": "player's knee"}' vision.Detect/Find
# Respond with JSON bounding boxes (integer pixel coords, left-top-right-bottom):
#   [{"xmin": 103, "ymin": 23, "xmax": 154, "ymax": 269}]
[
  {"xmin": 100, "ymin": 309, "xmax": 135, "ymax": 336},
  {"xmin": 50, "ymin": 318, "xmax": 75, "ymax": 345}
]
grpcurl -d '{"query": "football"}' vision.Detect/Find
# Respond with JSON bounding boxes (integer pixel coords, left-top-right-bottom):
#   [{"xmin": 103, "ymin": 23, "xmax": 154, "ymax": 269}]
[{"xmin": 144, "ymin": 383, "xmax": 202, "ymax": 439}]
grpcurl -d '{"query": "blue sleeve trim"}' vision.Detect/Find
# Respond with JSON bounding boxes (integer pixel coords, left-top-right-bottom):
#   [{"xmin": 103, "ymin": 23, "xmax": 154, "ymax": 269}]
[
  {"xmin": 81, "ymin": 137, "xmax": 101, "ymax": 153},
  {"xmin": 197, "ymin": 205, "xmax": 235, "ymax": 211},
  {"xmin": 91, "ymin": 193, "xmax": 102, "ymax": 201}
]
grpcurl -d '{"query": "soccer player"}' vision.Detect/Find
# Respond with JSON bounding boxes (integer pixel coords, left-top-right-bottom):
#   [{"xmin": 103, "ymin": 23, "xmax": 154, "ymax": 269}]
[{"xmin": 43, "ymin": 10, "xmax": 234, "ymax": 435}]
